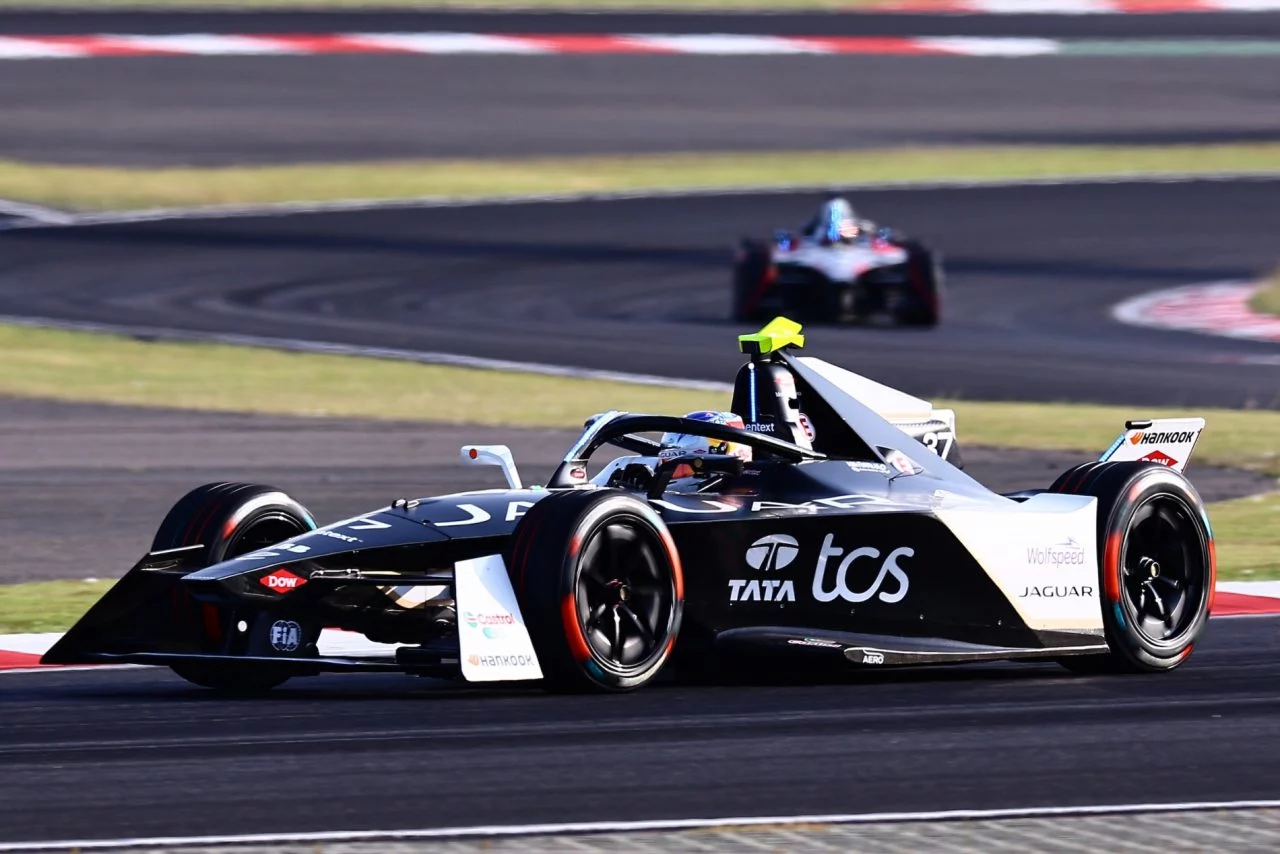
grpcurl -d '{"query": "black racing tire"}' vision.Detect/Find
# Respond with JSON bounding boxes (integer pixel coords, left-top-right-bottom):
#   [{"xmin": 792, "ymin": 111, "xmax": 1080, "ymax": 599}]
[
  {"xmin": 1050, "ymin": 462, "xmax": 1214, "ymax": 674},
  {"xmin": 507, "ymin": 490, "xmax": 683, "ymax": 693},
  {"xmin": 892, "ymin": 243, "xmax": 941, "ymax": 328},
  {"xmin": 732, "ymin": 240, "xmax": 773, "ymax": 323},
  {"xmin": 154, "ymin": 482, "xmax": 317, "ymax": 693}
]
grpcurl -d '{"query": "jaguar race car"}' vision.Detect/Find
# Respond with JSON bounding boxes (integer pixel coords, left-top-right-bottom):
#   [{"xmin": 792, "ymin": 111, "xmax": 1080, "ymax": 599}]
[
  {"xmin": 733, "ymin": 196, "xmax": 943, "ymax": 327},
  {"xmin": 45, "ymin": 318, "xmax": 1215, "ymax": 693}
]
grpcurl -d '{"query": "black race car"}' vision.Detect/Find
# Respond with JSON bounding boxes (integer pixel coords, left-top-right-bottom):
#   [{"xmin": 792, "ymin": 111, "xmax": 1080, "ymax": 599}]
[
  {"xmin": 46, "ymin": 319, "xmax": 1215, "ymax": 692},
  {"xmin": 733, "ymin": 196, "xmax": 943, "ymax": 327}
]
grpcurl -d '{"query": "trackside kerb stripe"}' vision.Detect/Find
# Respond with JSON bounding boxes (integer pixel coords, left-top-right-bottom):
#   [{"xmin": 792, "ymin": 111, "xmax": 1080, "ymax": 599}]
[{"xmin": 5, "ymin": 34, "xmax": 1280, "ymax": 60}]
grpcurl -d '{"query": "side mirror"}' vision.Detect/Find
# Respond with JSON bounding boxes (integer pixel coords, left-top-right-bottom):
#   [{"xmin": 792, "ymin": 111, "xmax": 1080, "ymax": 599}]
[{"xmin": 460, "ymin": 445, "xmax": 522, "ymax": 489}]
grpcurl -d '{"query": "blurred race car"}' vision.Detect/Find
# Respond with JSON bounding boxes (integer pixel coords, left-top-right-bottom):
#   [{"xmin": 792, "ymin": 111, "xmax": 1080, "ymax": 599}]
[{"xmin": 733, "ymin": 197, "xmax": 943, "ymax": 327}]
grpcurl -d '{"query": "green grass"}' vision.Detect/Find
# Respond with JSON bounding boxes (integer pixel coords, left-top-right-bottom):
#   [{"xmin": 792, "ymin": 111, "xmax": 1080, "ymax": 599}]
[
  {"xmin": 1248, "ymin": 269, "xmax": 1280, "ymax": 318},
  {"xmin": 1213, "ymin": 492, "xmax": 1280, "ymax": 582},
  {"xmin": 0, "ymin": 323, "xmax": 716, "ymax": 427},
  {"xmin": 0, "ymin": 321, "xmax": 1276, "ymax": 632},
  {"xmin": 4, "ymin": 321, "xmax": 1278, "ymax": 474},
  {"xmin": 0, "ymin": 580, "xmax": 112, "ymax": 635},
  {"xmin": 7, "ymin": 144, "xmax": 1280, "ymax": 212}
]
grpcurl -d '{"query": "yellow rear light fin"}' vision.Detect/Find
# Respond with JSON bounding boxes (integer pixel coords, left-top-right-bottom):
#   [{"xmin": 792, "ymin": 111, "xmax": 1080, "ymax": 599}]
[{"xmin": 738, "ymin": 316, "xmax": 806, "ymax": 355}]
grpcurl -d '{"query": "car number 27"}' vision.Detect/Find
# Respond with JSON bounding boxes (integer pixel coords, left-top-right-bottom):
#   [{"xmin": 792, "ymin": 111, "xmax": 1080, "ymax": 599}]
[{"xmin": 921, "ymin": 431, "xmax": 954, "ymax": 459}]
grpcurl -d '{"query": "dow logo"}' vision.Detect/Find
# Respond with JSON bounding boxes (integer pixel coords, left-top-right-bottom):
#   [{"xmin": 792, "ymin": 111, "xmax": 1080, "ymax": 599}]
[{"xmin": 745, "ymin": 534, "xmax": 800, "ymax": 572}]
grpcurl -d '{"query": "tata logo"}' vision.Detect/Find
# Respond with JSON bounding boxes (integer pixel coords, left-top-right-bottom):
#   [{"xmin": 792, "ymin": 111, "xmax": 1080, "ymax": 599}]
[
  {"xmin": 812, "ymin": 536, "xmax": 911, "ymax": 604},
  {"xmin": 745, "ymin": 534, "xmax": 799, "ymax": 572},
  {"xmin": 728, "ymin": 578, "xmax": 796, "ymax": 603}
]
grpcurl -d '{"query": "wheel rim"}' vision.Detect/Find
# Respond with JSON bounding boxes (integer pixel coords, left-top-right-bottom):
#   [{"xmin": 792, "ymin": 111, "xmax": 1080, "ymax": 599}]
[
  {"xmin": 574, "ymin": 514, "xmax": 675, "ymax": 675},
  {"xmin": 1120, "ymin": 493, "xmax": 1206, "ymax": 645}
]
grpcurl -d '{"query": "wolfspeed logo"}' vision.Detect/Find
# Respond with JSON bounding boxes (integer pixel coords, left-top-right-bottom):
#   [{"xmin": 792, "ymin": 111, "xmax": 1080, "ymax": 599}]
[
  {"xmin": 1130, "ymin": 430, "xmax": 1196, "ymax": 446},
  {"xmin": 1026, "ymin": 538, "xmax": 1086, "ymax": 568}
]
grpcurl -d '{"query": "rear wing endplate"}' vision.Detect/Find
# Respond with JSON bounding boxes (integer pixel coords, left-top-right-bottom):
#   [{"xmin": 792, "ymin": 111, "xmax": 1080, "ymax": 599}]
[{"xmin": 1099, "ymin": 417, "xmax": 1206, "ymax": 473}]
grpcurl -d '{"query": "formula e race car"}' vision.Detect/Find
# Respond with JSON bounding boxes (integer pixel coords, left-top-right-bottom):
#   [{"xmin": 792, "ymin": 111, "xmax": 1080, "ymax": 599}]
[
  {"xmin": 45, "ymin": 318, "xmax": 1215, "ymax": 693},
  {"xmin": 733, "ymin": 197, "xmax": 943, "ymax": 327}
]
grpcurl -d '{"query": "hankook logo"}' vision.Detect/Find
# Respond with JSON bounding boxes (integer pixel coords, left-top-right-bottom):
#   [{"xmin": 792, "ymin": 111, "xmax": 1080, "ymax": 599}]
[
  {"xmin": 1130, "ymin": 430, "xmax": 1196, "ymax": 446},
  {"xmin": 745, "ymin": 534, "xmax": 800, "ymax": 572}
]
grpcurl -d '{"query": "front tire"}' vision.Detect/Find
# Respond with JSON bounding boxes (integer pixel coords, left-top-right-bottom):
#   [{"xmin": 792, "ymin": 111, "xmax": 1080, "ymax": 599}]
[
  {"xmin": 508, "ymin": 490, "xmax": 683, "ymax": 693},
  {"xmin": 153, "ymin": 482, "xmax": 317, "ymax": 692},
  {"xmin": 1052, "ymin": 462, "xmax": 1214, "ymax": 674}
]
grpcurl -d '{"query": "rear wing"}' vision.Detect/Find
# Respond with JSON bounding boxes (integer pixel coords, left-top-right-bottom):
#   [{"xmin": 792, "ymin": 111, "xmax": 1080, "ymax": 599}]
[{"xmin": 1099, "ymin": 418, "xmax": 1206, "ymax": 473}]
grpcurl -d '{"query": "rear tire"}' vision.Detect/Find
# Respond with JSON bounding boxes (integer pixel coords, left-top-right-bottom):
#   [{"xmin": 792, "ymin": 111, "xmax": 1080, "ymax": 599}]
[
  {"xmin": 508, "ymin": 490, "xmax": 683, "ymax": 693},
  {"xmin": 154, "ymin": 482, "xmax": 317, "ymax": 693},
  {"xmin": 892, "ymin": 243, "xmax": 942, "ymax": 328},
  {"xmin": 732, "ymin": 240, "xmax": 773, "ymax": 323},
  {"xmin": 1051, "ymin": 462, "xmax": 1214, "ymax": 674}
]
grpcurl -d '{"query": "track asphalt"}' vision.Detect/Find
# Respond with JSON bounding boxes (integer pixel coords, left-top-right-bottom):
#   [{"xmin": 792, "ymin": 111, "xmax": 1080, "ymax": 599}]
[
  {"xmin": 1, "ymin": 8, "xmax": 1278, "ymax": 846},
  {"xmin": 3, "ymin": 615, "xmax": 1280, "ymax": 844},
  {"xmin": 1, "ymin": 11, "xmax": 1279, "ymax": 164},
  {"xmin": 2, "ymin": 180, "xmax": 1277, "ymax": 408}
]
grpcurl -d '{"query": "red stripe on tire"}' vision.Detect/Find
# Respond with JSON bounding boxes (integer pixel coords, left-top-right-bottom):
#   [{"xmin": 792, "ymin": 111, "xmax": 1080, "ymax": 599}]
[{"xmin": 560, "ymin": 593, "xmax": 592, "ymax": 663}]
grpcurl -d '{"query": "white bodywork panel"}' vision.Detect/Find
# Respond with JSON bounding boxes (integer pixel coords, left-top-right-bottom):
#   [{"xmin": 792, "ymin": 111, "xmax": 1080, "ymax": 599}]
[
  {"xmin": 795, "ymin": 356, "xmax": 957, "ymax": 451},
  {"xmin": 460, "ymin": 444, "xmax": 523, "ymax": 488},
  {"xmin": 789, "ymin": 355, "xmax": 1106, "ymax": 634},
  {"xmin": 935, "ymin": 492, "xmax": 1103, "ymax": 632},
  {"xmin": 1100, "ymin": 418, "xmax": 1206, "ymax": 473},
  {"xmin": 775, "ymin": 242, "xmax": 907, "ymax": 283},
  {"xmin": 454, "ymin": 553, "xmax": 544, "ymax": 682},
  {"xmin": 796, "ymin": 356, "xmax": 934, "ymax": 420}
]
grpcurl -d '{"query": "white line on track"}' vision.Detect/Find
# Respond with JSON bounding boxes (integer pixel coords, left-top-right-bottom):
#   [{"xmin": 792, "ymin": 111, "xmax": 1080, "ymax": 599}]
[{"xmin": 5, "ymin": 800, "xmax": 1280, "ymax": 851}]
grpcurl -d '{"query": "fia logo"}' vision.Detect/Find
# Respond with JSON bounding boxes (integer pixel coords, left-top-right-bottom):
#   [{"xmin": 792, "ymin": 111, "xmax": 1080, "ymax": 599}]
[{"xmin": 269, "ymin": 620, "xmax": 302, "ymax": 652}]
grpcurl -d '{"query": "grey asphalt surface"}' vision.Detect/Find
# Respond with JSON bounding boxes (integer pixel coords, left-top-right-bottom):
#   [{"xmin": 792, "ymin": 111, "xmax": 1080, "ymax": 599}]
[
  {"xmin": 1, "ymin": 9, "xmax": 1279, "ymax": 847},
  {"xmin": 1, "ymin": 10, "xmax": 1280, "ymax": 165},
  {"xmin": 4, "ymin": 615, "xmax": 1280, "ymax": 845},
  {"xmin": 2, "ymin": 396, "xmax": 1270, "ymax": 584},
  {"xmin": 2, "ymin": 180, "xmax": 1277, "ymax": 408},
  {"xmin": 4, "ymin": 54, "xmax": 1279, "ymax": 165}
]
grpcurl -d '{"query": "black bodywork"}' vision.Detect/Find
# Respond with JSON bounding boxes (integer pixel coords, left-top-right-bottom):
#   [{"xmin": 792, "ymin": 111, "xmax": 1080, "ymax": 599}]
[{"xmin": 44, "ymin": 339, "xmax": 1101, "ymax": 683}]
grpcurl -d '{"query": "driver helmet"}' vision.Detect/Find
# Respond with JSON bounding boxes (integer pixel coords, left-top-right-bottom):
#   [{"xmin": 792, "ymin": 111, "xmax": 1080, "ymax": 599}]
[
  {"xmin": 817, "ymin": 197, "xmax": 859, "ymax": 244},
  {"xmin": 658, "ymin": 411, "xmax": 752, "ymax": 479}
]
